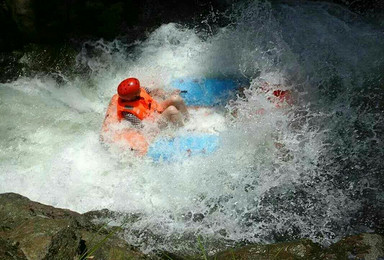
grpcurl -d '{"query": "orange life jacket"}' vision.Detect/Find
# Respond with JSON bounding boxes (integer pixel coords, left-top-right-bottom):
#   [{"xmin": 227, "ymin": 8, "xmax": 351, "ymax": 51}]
[
  {"xmin": 116, "ymin": 88, "xmax": 161, "ymax": 121},
  {"xmin": 100, "ymin": 93, "xmax": 150, "ymax": 156}
]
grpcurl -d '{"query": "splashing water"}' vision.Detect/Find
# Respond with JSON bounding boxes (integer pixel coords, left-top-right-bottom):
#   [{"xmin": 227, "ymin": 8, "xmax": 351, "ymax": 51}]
[{"xmin": 1, "ymin": 0, "xmax": 384, "ymax": 254}]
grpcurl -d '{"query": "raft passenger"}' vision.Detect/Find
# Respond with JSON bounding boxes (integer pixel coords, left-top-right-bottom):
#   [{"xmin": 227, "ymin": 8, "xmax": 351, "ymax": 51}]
[{"xmin": 115, "ymin": 77, "xmax": 189, "ymax": 128}]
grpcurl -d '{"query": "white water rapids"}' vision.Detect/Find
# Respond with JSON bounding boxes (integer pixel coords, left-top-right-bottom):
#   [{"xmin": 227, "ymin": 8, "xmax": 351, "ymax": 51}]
[{"xmin": 1, "ymin": 0, "xmax": 383, "ymax": 253}]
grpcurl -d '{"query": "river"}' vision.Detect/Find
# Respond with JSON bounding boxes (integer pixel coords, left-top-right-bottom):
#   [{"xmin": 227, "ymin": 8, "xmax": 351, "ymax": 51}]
[{"xmin": 0, "ymin": 0, "xmax": 383, "ymax": 254}]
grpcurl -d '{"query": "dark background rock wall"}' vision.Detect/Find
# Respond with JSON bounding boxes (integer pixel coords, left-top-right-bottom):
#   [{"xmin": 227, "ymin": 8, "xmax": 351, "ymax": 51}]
[
  {"xmin": 1, "ymin": 0, "xmax": 383, "ymax": 52},
  {"xmin": 0, "ymin": 0, "xmax": 228, "ymax": 51}
]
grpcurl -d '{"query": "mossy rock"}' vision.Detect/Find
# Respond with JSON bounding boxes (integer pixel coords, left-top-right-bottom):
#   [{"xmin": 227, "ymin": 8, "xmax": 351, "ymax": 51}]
[
  {"xmin": 0, "ymin": 237, "xmax": 27, "ymax": 260},
  {"xmin": 79, "ymin": 230, "xmax": 147, "ymax": 260},
  {"xmin": 2, "ymin": 193, "xmax": 384, "ymax": 260},
  {"xmin": 212, "ymin": 234, "xmax": 384, "ymax": 260},
  {"xmin": 326, "ymin": 233, "xmax": 384, "ymax": 260},
  {"xmin": 0, "ymin": 193, "xmax": 147, "ymax": 260},
  {"xmin": 213, "ymin": 239, "xmax": 323, "ymax": 260}
]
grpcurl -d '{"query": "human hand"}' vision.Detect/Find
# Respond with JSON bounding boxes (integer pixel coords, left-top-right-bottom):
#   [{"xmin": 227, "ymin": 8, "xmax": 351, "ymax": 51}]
[{"xmin": 150, "ymin": 88, "xmax": 167, "ymax": 98}]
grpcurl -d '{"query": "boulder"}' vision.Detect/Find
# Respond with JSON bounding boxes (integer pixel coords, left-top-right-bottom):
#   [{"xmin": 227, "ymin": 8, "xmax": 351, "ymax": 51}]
[
  {"xmin": 0, "ymin": 193, "xmax": 147, "ymax": 260},
  {"xmin": 0, "ymin": 237, "xmax": 27, "ymax": 260},
  {"xmin": 213, "ymin": 234, "xmax": 384, "ymax": 260},
  {"xmin": 1, "ymin": 192, "xmax": 384, "ymax": 259},
  {"xmin": 213, "ymin": 239, "xmax": 323, "ymax": 259},
  {"xmin": 326, "ymin": 233, "xmax": 384, "ymax": 260}
]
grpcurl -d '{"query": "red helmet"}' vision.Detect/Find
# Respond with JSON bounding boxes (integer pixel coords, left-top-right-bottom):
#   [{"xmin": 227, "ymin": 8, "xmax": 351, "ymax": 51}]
[{"xmin": 117, "ymin": 78, "xmax": 141, "ymax": 100}]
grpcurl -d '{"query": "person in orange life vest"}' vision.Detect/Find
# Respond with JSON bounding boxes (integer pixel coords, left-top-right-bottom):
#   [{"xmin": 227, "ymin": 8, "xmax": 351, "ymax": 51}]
[{"xmin": 116, "ymin": 78, "xmax": 189, "ymax": 127}]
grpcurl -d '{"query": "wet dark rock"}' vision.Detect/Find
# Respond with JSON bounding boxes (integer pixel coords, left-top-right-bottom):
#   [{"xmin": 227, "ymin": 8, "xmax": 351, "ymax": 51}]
[
  {"xmin": 83, "ymin": 208, "xmax": 142, "ymax": 224},
  {"xmin": 0, "ymin": 193, "xmax": 147, "ymax": 260},
  {"xmin": 0, "ymin": 0, "xmax": 232, "ymax": 52},
  {"xmin": 1, "ymin": 0, "xmax": 383, "ymax": 53},
  {"xmin": 214, "ymin": 239, "xmax": 323, "ymax": 259},
  {"xmin": 0, "ymin": 43, "xmax": 81, "ymax": 83},
  {"xmin": 213, "ymin": 234, "xmax": 384, "ymax": 259},
  {"xmin": 0, "ymin": 52, "xmax": 23, "ymax": 83},
  {"xmin": 0, "ymin": 238, "xmax": 27, "ymax": 260},
  {"xmin": 0, "ymin": 0, "xmax": 23, "ymax": 51},
  {"xmin": 5, "ymin": 0, "xmax": 37, "ymax": 40},
  {"xmin": 326, "ymin": 233, "xmax": 384, "ymax": 259},
  {"xmin": 1, "ymin": 192, "xmax": 384, "ymax": 259}
]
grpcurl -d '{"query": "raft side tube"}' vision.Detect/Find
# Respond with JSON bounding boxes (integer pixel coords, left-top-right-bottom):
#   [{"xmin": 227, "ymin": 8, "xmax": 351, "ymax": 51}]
[
  {"xmin": 171, "ymin": 78, "xmax": 243, "ymax": 106},
  {"xmin": 147, "ymin": 134, "xmax": 220, "ymax": 162}
]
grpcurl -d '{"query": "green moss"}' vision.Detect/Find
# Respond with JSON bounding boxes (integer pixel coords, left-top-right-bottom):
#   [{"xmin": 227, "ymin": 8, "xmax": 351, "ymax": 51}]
[
  {"xmin": 326, "ymin": 234, "xmax": 370, "ymax": 260},
  {"xmin": 213, "ymin": 239, "xmax": 324, "ymax": 260}
]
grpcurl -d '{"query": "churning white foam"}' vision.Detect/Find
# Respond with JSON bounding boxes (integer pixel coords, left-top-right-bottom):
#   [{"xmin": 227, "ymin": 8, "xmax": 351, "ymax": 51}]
[{"xmin": 1, "ymin": 0, "xmax": 384, "ymax": 253}]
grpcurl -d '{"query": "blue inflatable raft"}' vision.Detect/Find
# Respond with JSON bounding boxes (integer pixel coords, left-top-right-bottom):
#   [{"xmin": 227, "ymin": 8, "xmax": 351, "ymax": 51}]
[{"xmin": 147, "ymin": 78, "xmax": 241, "ymax": 162}]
